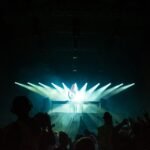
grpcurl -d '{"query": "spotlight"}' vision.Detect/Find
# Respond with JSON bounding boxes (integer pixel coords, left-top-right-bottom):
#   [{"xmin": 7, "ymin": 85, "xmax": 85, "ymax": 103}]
[
  {"xmin": 73, "ymin": 56, "xmax": 78, "ymax": 59},
  {"xmin": 72, "ymin": 69, "xmax": 77, "ymax": 72},
  {"xmin": 15, "ymin": 81, "xmax": 135, "ymax": 110}
]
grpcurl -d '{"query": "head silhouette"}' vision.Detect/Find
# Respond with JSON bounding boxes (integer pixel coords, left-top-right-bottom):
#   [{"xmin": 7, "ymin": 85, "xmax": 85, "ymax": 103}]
[
  {"xmin": 74, "ymin": 137, "xmax": 95, "ymax": 150},
  {"xmin": 103, "ymin": 112, "xmax": 112, "ymax": 125},
  {"xmin": 11, "ymin": 96, "xmax": 32, "ymax": 117},
  {"xmin": 59, "ymin": 131, "xmax": 69, "ymax": 147}
]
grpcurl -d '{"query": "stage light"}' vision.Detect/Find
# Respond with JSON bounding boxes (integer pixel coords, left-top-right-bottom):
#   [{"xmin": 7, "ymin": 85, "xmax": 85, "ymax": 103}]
[
  {"xmin": 87, "ymin": 83, "xmax": 100, "ymax": 95},
  {"xmin": 101, "ymin": 83, "xmax": 124, "ymax": 97},
  {"xmin": 15, "ymin": 81, "xmax": 135, "ymax": 113},
  {"xmin": 14, "ymin": 81, "xmax": 135, "ymax": 139},
  {"xmin": 73, "ymin": 56, "xmax": 78, "ymax": 59},
  {"xmin": 72, "ymin": 69, "xmax": 77, "ymax": 72}
]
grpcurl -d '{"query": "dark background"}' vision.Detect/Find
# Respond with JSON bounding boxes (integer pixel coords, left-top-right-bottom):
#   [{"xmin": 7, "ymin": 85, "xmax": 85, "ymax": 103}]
[{"xmin": 0, "ymin": 0, "xmax": 148, "ymax": 127}]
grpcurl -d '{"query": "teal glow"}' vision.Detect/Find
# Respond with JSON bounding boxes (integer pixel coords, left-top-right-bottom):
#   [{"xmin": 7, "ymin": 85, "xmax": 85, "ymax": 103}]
[
  {"xmin": 15, "ymin": 82, "xmax": 135, "ymax": 112},
  {"xmin": 14, "ymin": 81, "xmax": 135, "ymax": 139}
]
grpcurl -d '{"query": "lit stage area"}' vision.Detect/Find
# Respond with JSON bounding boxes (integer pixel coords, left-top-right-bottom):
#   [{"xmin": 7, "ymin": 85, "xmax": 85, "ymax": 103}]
[{"xmin": 15, "ymin": 82, "xmax": 135, "ymax": 139}]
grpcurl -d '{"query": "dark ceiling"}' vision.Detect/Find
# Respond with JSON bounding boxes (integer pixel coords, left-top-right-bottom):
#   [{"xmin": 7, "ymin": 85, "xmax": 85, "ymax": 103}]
[{"xmin": 0, "ymin": 0, "xmax": 148, "ymax": 119}]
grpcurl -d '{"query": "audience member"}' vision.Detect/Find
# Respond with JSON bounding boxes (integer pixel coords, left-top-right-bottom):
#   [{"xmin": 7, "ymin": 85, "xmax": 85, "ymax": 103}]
[
  {"xmin": 54, "ymin": 131, "xmax": 71, "ymax": 150},
  {"xmin": 73, "ymin": 137, "xmax": 95, "ymax": 150},
  {"xmin": 97, "ymin": 112, "xmax": 128, "ymax": 150},
  {"xmin": 3, "ymin": 96, "xmax": 36, "ymax": 150},
  {"xmin": 32, "ymin": 112, "xmax": 56, "ymax": 150},
  {"xmin": 1, "ymin": 96, "xmax": 150, "ymax": 150}
]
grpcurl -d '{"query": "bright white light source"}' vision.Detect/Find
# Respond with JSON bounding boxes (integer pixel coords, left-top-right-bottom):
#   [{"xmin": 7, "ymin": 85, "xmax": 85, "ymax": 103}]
[
  {"xmin": 72, "ymin": 69, "xmax": 77, "ymax": 72},
  {"xmin": 14, "ymin": 81, "xmax": 135, "ymax": 139},
  {"xmin": 73, "ymin": 56, "xmax": 78, "ymax": 59},
  {"xmin": 15, "ymin": 82, "xmax": 135, "ymax": 103}
]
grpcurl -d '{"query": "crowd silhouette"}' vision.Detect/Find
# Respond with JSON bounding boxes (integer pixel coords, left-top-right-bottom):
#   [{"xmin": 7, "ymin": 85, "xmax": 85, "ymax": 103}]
[{"xmin": 0, "ymin": 96, "xmax": 150, "ymax": 150}]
